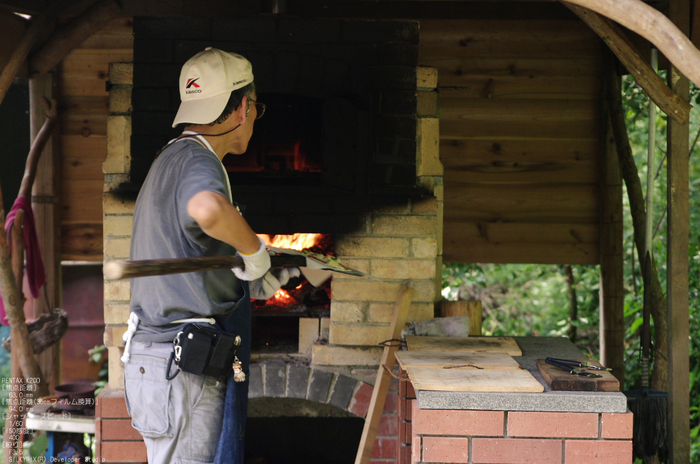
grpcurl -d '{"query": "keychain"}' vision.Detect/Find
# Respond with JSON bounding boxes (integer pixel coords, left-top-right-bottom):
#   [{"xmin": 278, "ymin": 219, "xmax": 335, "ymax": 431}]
[{"xmin": 232, "ymin": 336, "xmax": 246, "ymax": 382}]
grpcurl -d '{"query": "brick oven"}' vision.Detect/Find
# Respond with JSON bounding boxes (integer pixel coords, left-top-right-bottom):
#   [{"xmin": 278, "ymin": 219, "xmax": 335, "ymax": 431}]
[{"xmin": 100, "ymin": 16, "xmax": 441, "ymax": 463}]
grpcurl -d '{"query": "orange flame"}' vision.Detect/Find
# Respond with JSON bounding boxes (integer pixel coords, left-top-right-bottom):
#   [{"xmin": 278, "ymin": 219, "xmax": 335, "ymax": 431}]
[
  {"xmin": 273, "ymin": 289, "xmax": 295, "ymax": 303},
  {"xmin": 258, "ymin": 233, "xmax": 324, "ymax": 251}
]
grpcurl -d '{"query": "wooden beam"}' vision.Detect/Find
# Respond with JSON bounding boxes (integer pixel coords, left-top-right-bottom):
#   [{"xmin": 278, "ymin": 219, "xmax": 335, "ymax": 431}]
[
  {"xmin": 0, "ymin": 0, "xmax": 49, "ymax": 15},
  {"xmin": 29, "ymin": 72, "xmax": 61, "ymax": 390},
  {"xmin": 565, "ymin": 3, "xmax": 691, "ymax": 124},
  {"xmin": 666, "ymin": 0, "xmax": 691, "ymax": 461},
  {"xmin": 599, "ymin": 65, "xmax": 624, "ymax": 383},
  {"xmin": 0, "ymin": 10, "xmax": 28, "ymax": 78},
  {"xmin": 561, "ymin": 0, "xmax": 700, "ymax": 89},
  {"xmin": 29, "ymin": 0, "xmax": 121, "ymax": 75},
  {"xmin": 355, "ymin": 286, "xmax": 413, "ymax": 464},
  {"xmin": 0, "ymin": 3, "xmax": 58, "ymax": 106}
]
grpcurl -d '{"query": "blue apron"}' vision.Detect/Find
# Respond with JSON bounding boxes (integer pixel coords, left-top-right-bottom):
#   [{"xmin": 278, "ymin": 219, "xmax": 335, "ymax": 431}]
[{"xmin": 214, "ymin": 280, "xmax": 251, "ymax": 464}]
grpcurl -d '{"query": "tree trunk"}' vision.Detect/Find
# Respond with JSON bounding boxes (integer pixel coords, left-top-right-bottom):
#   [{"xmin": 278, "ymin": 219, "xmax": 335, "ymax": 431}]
[
  {"xmin": 606, "ymin": 68, "xmax": 668, "ymax": 392},
  {"xmin": 564, "ymin": 265, "xmax": 578, "ymax": 342}
]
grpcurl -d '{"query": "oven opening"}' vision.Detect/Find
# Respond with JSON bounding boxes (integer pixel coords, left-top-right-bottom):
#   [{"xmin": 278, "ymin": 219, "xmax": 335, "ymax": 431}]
[
  {"xmin": 224, "ymin": 93, "xmax": 324, "ymax": 185},
  {"xmin": 250, "ymin": 233, "xmax": 333, "ymax": 353}
]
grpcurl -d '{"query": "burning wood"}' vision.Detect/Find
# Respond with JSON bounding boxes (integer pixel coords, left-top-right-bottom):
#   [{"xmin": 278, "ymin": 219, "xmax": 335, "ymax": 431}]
[{"xmin": 254, "ymin": 233, "xmax": 334, "ymax": 309}]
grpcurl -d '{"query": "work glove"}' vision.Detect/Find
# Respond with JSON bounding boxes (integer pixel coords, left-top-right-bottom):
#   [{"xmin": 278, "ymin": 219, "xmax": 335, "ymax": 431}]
[
  {"xmin": 232, "ymin": 237, "xmax": 271, "ymax": 281},
  {"xmin": 249, "ymin": 267, "xmax": 301, "ymax": 300}
]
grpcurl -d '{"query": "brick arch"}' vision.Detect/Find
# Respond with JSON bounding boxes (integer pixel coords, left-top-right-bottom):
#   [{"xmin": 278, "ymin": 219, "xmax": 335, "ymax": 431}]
[{"xmin": 247, "ymin": 362, "xmax": 373, "ymax": 418}]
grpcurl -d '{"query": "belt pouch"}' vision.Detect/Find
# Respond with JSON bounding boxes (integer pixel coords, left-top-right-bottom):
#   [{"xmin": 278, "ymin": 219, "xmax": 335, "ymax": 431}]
[{"xmin": 176, "ymin": 323, "xmax": 239, "ymax": 379}]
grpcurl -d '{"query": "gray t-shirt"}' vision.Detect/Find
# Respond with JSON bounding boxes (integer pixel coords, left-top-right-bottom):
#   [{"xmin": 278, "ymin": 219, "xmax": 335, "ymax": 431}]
[{"xmin": 130, "ymin": 138, "xmax": 244, "ymax": 343}]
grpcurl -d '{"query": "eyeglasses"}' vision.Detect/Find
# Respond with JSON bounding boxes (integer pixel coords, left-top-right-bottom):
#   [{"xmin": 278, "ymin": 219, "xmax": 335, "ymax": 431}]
[{"xmin": 248, "ymin": 99, "xmax": 266, "ymax": 120}]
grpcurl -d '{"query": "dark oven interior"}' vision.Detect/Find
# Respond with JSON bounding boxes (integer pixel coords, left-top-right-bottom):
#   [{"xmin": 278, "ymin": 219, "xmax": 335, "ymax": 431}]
[{"xmin": 130, "ymin": 16, "xmax": 424, "ymax": 234}]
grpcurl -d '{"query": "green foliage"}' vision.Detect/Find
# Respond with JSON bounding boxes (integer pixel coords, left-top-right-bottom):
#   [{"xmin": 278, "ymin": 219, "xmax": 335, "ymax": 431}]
[
  {"xmin": 88, "ymin": 344, "xmax": 108, "ymax": 395},
  {"xmin": 443, "ymin": 74, "xmax": 700, "ymax": 460}
]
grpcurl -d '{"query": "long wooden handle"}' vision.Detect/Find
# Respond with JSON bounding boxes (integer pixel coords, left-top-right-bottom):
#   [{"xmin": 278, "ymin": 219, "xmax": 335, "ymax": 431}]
[{"xmin": 104, "ymin": 254, "xmax": 307, "ymax": 281}]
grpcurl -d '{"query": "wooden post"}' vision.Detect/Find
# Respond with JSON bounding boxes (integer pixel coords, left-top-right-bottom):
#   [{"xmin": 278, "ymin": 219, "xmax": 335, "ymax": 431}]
[
  {"xmin": 666, "ymin": 0, "xmax": 691, "ymax": 461},
  {"xmin": 600, "ymin": 60, "xmax": 625, "ymax": 383},
  {"xmin": 29, "ymin": 72, "xmax": 61, "ymax": 390},
  {"xmin": 355, "ymin": 286, "xmax": 413, "ymax": 464},
  {"xmin": 439, "ymin": 300, "xmax": 482, "ymax": 336}
]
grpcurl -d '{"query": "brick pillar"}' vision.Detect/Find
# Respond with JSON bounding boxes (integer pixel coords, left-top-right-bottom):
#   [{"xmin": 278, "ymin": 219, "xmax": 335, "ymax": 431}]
[
  {"xmin": 398, "ymin": 371, "xmax": 416, "ymax": 464},
  {"xmin": 102, "ymin": 62, "xmax": 134, "ymax": 390},
  {"xmin": 312, "ymin": 67, "xmax": 442, "ymax": 369}
]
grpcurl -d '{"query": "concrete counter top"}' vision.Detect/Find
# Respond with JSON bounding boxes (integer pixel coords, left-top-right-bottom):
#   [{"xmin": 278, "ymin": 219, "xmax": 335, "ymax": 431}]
[{"xmin": 416, "ymin": 336, "xmax": 629, "ymax": 413}]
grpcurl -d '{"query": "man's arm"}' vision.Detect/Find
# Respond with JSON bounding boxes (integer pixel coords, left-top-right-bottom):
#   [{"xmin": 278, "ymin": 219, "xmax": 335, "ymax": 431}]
[{"xmin": 186, "ymin": 190, "xmax": 261, "ymax": 254}]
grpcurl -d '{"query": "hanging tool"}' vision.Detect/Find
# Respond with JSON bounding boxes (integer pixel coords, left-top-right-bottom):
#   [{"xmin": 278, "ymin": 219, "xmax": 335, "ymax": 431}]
[{"xmin": 622, "ymin": 47, "xmax": 668, "ymax": 461}]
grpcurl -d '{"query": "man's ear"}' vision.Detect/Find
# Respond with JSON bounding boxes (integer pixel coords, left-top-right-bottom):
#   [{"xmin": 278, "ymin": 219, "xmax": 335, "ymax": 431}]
[{"xmin": 236, "ymin": 95, "xmax": 249, "ymax": 124}]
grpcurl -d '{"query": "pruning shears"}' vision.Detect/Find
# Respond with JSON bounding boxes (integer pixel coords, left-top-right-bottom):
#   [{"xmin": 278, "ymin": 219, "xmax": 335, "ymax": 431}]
[{"xmin": 545, "ymin": 357, "xmax": 604, "ymax": 378}]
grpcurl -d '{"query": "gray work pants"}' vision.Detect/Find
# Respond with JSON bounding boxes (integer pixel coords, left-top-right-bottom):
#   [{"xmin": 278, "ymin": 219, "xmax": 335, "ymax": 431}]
[{"xmin": 124, "ymin": 340, "xmax": 226, "ymax": 464}]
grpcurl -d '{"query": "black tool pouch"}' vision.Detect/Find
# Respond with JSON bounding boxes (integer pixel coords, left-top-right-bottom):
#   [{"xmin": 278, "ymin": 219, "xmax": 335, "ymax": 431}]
[{"xmin": 166, "ymin": 323, "xmax": 241, "ymax": 381}]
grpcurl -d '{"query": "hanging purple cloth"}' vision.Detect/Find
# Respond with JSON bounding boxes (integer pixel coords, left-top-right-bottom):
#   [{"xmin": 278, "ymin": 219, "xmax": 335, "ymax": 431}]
[{"xmin": 0, "ymin": 196, "xmax": 46, "ymax": 325}]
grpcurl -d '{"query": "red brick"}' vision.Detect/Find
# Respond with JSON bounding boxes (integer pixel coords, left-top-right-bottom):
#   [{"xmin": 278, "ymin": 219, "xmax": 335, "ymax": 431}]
[
  {"xmin": 600, "ymin": 412, "xmax": 633, "ymax": 439},
  {"xmin": 349, "ymin": 382, "xmax": 373, "ymax": 418},
  {"xmin": 407, "ymin": 399, "xmax": 416, "ymax": 421},
  {"xmin": 399, "ymin": 378, "xmax": 409, "ymax": 397},
  {"xmin": 101, "ymin": 418, "xmax": 143, "ymax": 441},
  {"xmin": 101, "ymin": 440, "xmax": 148, "ymax": 462},
  {"xmin": 94, "ymin": 438, "xmax": 101, "ymax": 462},
  {"xmin": 406, "ymin": 381, "xmax": 416, "ymax": 398},
  {"xmin": 96, "ymin": 394, "xmax": 130, "ymax": 419},
  {"xmin": 399, "ymin": 377, "xmax": 416, "ymax": 399},
  {"xmin": 508, "ymin": 412, "xmax": 598, "ymax": 438},
  {"xmin": 423, "ymin": 436, "xmax": 470, "ymax": 463},
  {"xmin": 411, "ymin": 435, "xmax": 421, "ymax": 463},
  {"xmin": 472, "ymin": 438, "xmax": 562, "ymax": 464},
  {"xmin": 413, "ymin": 408, "xmax": 504, "ymax": 436},
  {"xmin": 399, "ymin": 397, "xmax": 413, "ymax": 422},
  {"xmin": 372, "ymin": 436, "xmax": 398, "ymax": 459},
  {"xmin": 399, "ymin": 443, "xmax": 411, "ymax": 464},
  {"xmin": 400, "ymin": 419, "xmax": 412, "ymax": 443},
  {"xmin": 95, "ymin": 417, "xmax": 102, "ymax": 444},
  {"xmin": 378, "ymin": 413, "xmax": 399, "ymax": 436},
  {"xmin": 565, "ymin": 439, "xmax": 633, "ymax": 464},
  {"xmin": 384, "ymin": 391, "xmax": 398, "ymax": 413},
  {"xmin": 390, "ymin": 376, "xmax": 399, "ymax": 391}
]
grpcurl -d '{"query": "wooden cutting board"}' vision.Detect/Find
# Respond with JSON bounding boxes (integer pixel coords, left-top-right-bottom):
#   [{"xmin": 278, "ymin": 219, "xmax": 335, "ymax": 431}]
[
  {"xmin": 405, "ymin": 336, "xmax": 522, "ymax": 356},
  {"xmin": 406, "ymin": 366, "xmax": 544, "ymax": 392},
  {"xmin": 395, "ymin": 351, "xmax": 522, "ymax": 370},
  {"xmin": 536, "ymin": 359, "xmax": 620, "ymax": 392}
]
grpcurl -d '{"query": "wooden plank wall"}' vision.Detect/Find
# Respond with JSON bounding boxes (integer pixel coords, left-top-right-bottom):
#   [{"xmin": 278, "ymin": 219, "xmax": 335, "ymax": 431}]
[
  {"xmin": 58, "ymin": 18, "xmax": 133, "ymax": 261},
  {"xmin": 58, "ymin": 15, "xmax": 606, "ymax": 266},
  {"xmin": 419, "ymin": 19, "xmax": 605, "ymax": 264}
]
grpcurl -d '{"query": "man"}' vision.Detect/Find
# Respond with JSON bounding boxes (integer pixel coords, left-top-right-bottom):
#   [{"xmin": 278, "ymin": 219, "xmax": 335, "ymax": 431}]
[{"xmin": 122, "ymin": 48, "xmax": 285, "ymax": 464}]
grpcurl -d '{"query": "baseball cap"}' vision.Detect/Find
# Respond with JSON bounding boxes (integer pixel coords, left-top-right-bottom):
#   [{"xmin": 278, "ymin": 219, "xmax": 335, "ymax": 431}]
[{"xmin": 172, "ymin": 47, "xmax": 254, "ymax": 127}]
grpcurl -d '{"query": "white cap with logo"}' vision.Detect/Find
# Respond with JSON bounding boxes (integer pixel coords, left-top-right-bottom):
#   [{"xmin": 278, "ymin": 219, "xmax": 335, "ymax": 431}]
[{"xmin": 172, "ymin": 47, "xmax": 254, "ymax": 128}]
